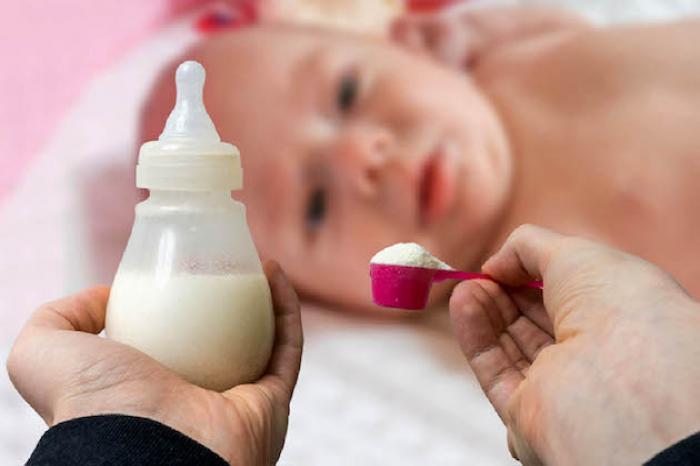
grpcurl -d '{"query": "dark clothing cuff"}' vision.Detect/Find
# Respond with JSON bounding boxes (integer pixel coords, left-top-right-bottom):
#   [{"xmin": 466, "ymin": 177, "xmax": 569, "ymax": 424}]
[
  {"xmin": 645, "ymin": 431, "xmax": 700, "ymax": 466},
  {"xmin": 27, "ymin": 414, "xmax": 228, "ymax": 466}
]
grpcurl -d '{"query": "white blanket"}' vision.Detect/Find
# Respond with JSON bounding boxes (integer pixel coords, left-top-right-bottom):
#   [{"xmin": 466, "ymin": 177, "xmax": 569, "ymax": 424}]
[{"xmin": 2, "ymin": 1, "xmax": 700, "ymax": 464}]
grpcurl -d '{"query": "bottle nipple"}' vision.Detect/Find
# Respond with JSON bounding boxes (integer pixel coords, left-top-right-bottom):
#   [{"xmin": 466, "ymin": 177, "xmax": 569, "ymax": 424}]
[
  {"xmin": 159, "ymin": 61, "xmax": 221, "ymax": 143},
  {"xmin": 136, "ymin": 60, "xmax": 241, "ymax": 191}
]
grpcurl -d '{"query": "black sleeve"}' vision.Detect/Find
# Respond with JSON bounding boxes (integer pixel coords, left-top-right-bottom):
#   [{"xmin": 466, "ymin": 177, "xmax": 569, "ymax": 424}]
[
  {"xmin": 27, "ymin": 414, "xmax": 229, "ymax": 466},
  {"xmin": 645, "ymin": 432, "xmax": 700, "ymax": 466}
]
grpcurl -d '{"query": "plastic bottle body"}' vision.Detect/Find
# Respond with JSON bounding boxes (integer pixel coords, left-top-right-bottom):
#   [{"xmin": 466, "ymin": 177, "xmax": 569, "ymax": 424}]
[{"xmin": 106, "ymin": 190, "xmax": 274, "ymax": 391}]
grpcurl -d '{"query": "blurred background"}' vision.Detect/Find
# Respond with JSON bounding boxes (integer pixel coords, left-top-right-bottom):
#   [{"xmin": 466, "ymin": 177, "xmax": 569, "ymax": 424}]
[{"xmin": 2, "ymin": 0, "xmax": 700, "ymax": 464}]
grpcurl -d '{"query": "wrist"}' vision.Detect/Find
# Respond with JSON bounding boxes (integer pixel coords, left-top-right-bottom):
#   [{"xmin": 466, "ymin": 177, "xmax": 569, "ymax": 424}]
[{"xmin": 52, "ymin": 378, "xmax": 174, "ymax": 428}]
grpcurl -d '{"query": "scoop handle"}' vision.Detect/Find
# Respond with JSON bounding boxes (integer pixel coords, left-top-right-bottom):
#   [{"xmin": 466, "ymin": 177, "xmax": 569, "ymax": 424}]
[
  {"xmin": 433, "ymin": 269, "xmax": 543, "ymax": 289},
  {"xmin": 433, "ymin": 270, "xmax": 490, "ymax": 281}
]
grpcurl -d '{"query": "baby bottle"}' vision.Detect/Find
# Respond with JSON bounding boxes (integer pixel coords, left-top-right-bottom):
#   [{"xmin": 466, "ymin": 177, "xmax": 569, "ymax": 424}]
[{"xmin": 106, "ymin": 61, "xmax": 274, "ymax": 392}]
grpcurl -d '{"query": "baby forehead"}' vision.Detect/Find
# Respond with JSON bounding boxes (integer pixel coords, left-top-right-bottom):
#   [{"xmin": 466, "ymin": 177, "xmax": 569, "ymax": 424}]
[
  {"xmin": 198, "ymin": 25, "xmax": 375, "ymax": 77},
  {"xmin": 201, "ymin": 26, "xmax": 332, "ymax": 67},
  {"xmin": 197, "ymin": 32, "xmax": 325, "ymax": 116}
]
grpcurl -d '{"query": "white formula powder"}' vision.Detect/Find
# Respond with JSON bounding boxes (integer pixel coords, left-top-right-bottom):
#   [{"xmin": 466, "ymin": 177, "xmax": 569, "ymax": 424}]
[{"xmin": 370, "ymin": 243, "xmax": 453, "ymax": 270}]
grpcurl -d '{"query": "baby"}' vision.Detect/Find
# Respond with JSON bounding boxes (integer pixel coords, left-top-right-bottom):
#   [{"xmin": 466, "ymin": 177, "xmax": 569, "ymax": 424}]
[{"xmin": 141, "ymin": 6, "xmax": 700, "ymax": 310}]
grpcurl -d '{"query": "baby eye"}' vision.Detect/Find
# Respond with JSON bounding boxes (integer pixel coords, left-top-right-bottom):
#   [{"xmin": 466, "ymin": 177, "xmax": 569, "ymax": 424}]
[
  {"xmin": 337, "ymin": 72, "xmax": 358, "ymax": 114},
  {"xmin": 306, "ymin": 188, "xmax": 326, "ymax": 231}
]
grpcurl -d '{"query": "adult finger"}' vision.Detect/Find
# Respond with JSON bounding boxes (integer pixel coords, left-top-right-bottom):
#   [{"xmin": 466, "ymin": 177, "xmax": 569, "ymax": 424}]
[
  {"xmin": 509, "ymin": 287, "xmax": 553, "ymax": 335},
  {"xmin": 449, "ymin": 280, "xmax": 525, "ymax": 422},
  {"xmin": 22, "ymin": 286, "xmax": 110, "ymax": 334},
  {"xmin": 250, "ymin": 261, "xmax": 303, "ymax": 399},
  {"xmin": 507, "ymin": 314, "xmax": 554, "ymax": 364},
  {"xmin": 481, "ymin": 224, "xmax": 565, "ymax": 287}
]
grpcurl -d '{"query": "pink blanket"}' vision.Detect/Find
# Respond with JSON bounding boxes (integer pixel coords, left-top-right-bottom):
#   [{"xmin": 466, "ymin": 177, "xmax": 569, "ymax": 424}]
[{"xmin": 0, "ymin": 0, "xmax": 210, "ymax": 200}]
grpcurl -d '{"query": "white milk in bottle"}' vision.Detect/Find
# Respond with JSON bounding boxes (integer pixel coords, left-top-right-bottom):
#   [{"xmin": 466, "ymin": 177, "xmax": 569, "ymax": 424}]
[{"xmin": 106, "ymin": 61, "xmax": 274, "ymax": 391}]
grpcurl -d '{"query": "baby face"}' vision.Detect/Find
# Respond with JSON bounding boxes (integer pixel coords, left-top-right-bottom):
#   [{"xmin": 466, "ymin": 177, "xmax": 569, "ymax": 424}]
[{"xmin": 144, "ymin": 26, "xmax": 513, "ymax": 310}]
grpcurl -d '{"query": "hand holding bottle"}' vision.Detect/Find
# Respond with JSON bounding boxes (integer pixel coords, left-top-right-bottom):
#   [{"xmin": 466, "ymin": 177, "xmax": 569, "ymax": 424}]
[{"xmin": 7, "ymin": 262, "xmax": 303, "ymax": 466}]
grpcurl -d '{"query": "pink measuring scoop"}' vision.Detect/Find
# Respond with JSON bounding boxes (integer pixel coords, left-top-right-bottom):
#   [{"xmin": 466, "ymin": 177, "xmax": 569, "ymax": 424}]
[{"xmin": 370, "ymin": 263, "xmax": 543, "ymax": 310}]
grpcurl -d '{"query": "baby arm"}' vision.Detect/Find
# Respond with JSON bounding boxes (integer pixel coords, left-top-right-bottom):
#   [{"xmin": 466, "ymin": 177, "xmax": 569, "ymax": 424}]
[{"xmin": 392, "ymin": 5, "xmax": 590, "ymax": 69}]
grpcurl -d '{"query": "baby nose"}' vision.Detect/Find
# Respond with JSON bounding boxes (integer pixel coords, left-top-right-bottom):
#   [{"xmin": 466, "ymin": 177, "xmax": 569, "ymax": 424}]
[{"xmin": 336, "ymin": 125, "xmax": 393, "ymax": 197}]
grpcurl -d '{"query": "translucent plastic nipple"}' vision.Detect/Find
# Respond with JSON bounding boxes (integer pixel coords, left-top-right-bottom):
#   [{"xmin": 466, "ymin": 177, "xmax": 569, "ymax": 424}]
[
  {"xmin": 137, "ymin": 60, "xmax": 241, "ymax": 191},
  {"xmin": 159, "ymin": 61, "xmax": 221, "ymax": 143}
]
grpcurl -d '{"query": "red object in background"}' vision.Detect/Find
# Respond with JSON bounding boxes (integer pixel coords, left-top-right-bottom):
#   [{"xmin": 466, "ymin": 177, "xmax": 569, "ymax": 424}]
[
  {"xmin": 196, "ymin": 0, "xmax": 258, "ymax": 34},
  {"xmin": 196, "ymin": 0, "xmax": 464, "ymax": 35},
  {"xmin": 407, "ymin": 0, "xmax": 462, "ymax": 13}
]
